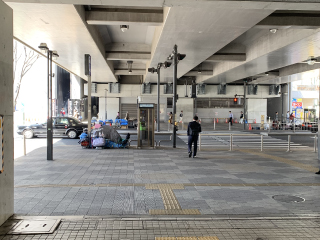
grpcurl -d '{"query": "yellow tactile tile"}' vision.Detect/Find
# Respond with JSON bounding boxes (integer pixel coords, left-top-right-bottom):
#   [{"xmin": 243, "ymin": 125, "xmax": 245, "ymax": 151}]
[
  {"xmin": 149, "ymin": 209, "xmax": 201, "ymax": 215},
  {"xmin": 240, "ymin": 149, "xmax": 319, "ymax": 173},
  {"xmin": 160, "ymin": 189, "xmax": 181, "ymax": 210},
  {"xmin": 145, "ymin": 184, "xmax": 184, "ymax": 189}
]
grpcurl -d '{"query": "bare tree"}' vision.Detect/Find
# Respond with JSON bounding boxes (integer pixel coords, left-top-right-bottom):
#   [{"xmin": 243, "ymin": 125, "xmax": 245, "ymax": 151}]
[{"xmin": 14, "ymin": 41, "xmax": 41, "ymax": 110}]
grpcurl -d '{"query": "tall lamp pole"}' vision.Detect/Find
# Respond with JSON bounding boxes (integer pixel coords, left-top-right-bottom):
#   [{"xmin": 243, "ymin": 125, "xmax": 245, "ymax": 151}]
[
  {"xmin": 148, "ymin": 61, "xmax": 172, "ymax": 132},
  {"xmin": 38, "ymin": 43, "xmax": 59, "ymax": 161},
  {"xmin": 85, "ymin": 54, "xmax": 92, "ymax": 138},
  {"xmin": 167, "ymin": 45, "xmax": 186, "ymax": 148}
]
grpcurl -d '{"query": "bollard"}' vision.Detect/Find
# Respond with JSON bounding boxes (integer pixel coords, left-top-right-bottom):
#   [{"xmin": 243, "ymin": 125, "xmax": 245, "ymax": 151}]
[
  {"xmin": 168, "ymin": 121, "xmax": 170, "ymax": 132},
  {"xmin": 182, "ymin": 121, "xmax": 184, "ymax": 130},
  {"xmin": 261, "ymin": 135, "xmax": 263, "ymax": 152},
  {"xmin": 314, "ymin": 136, "xmax": 317, "ymax": 152},
  {"xmin": 23, "ymin": 134, "xmax": 26, "ymax": 156},
  {"xmin": 229, "ymin": 122, "xmax": 231, "ymax": 131},
  {"xmin": 229, "ymin": 134, "xmax": 233, "ymax": 151},
  {"xmin": 293, "ymin": 120, "xmax": 295, "ymax": 133},
  {"xmin": 214, "ymin": 118, "xmax": 216, "ymax": 130},
  {"xmin": 199, "ymin": 134, "xmax": 201, "ymax": 151},
  {"xmin": 287, "ymin": 135, "xmax": 291, "ymax": 152}
]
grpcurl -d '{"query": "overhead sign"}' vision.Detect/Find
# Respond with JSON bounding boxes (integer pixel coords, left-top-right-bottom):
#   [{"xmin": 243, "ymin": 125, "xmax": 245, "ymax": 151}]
[
  {"xmin": 84, "ymin": 54, "xmax": 91, "ymax": 76},
  {"xmin": 292, "ymin": 102, "xmax": 303, "ymax": 108},
  {"xmin": 297, "ymin": 85, "xmax": 320, "ymax": 91},
  {"xmin": 139, "ymin": 103, "xmax": 154, "ymax": 108},
  {"xmin": 0, "ymin": 115, "xmax": 3, "ymax": 174}
]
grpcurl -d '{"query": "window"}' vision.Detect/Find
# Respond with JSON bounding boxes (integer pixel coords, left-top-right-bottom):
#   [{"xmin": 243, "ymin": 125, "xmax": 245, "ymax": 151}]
[{"xmin": 56, "ymin": 118, "xmax": 69, "ymax": 124}]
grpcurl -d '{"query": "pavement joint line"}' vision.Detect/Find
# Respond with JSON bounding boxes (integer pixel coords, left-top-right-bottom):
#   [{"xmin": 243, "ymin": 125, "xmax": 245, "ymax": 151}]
[
  {"xmin": 156, "ymin": 237, "xmax": 219, "ymax": 240},
  {"xmin": 239, "ymin": 149, "xmax": 319, "ymax": 173},
  {"xmin": 14, "ymin": 183, "xmax": 320, "ymax": 188}
]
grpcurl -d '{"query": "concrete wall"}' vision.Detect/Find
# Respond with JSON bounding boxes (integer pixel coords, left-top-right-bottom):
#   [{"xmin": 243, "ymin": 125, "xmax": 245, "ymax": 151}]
[
  {"xmin": 99, "ymin": 97, "xmax": 119, "ymax": 121},
  {"xmin": 248, "ymin": 99, "xmax": 267, "ymax": 124},
  {"xmin": 93, "ymin": 84, "xmax": 275, "ymax": 123},
  {"xmin": 0, "ymin": 1, "xmax": 13, "ymax": 226},
  {"xmin": 70, "ymin": 74, "xmax": 81, "ymax": 99}
]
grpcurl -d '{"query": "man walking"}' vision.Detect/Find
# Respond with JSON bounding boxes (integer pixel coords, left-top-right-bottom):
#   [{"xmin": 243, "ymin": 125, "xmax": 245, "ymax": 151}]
[
  {"xmin": 239, "ymin": 111, "xmax": 244, "ymax": 124},
  {"xmin": 187, "ymin": 115, "xmax": 202, "ymax": 158},
  {"xmin": 179, "ymin": 110, "xmax": 183, "ymax": 123},
  {"xmin": 229, "ymin": 111, "xmax": 233, "ymax": 126}
]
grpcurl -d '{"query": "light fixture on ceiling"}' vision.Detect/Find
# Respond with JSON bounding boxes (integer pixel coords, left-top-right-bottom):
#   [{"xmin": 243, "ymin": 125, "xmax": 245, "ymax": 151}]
[
  {"xmin": 127, "ymin": 60, "xmax": 133, "ymax": 73},
  {"xmin": 269, "ymin": 28, "xmax": 277, "ymax": 34},
  {"xmin": 307, "ymin": 56, "xmax": 317, "ymax": 65},
  {"xmin": 265, "ymin": 72, "xmax": 269, "ymax": 76},
  {"xmin": 52, "ymin": 50, "xmax": 59, "ymax": 60},
  {"xmin": 197, "ymin": 63, "xmax": 202, "ymax": 74},
  {"xmin": 120, "ymin": 25, "xmax": 129, "ymax": 32}
]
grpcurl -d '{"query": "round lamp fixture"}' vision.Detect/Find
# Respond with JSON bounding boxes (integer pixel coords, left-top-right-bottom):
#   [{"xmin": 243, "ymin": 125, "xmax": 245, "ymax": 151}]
[
  {"xmin": 269, "ymin": 28, "xmax": 277, "ymax": 34},
  {"xmin": 120, "ymin": 25, "xmax": 129, "ymax": 32}
]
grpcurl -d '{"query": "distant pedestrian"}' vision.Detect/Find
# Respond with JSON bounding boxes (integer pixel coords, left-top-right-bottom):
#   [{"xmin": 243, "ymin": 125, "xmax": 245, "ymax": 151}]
[
  {"xmin": 125, "ymin": 111, "xmax": 130, "ymax": 120},
  {"xmin": 275, "ymin": 112, "xmax": 279, "ymax": 122},
  {"xmin": 179, "ymin": 111, "xmax": 183, "ymax": 123},
  {"xmin": 286, "ymin": 111, "xmax": 290, "ymax": 123},
  {"xmin": 229, "ymin": 111, "xmax": 233, "ymax": 126},
  {"xmin": 187, "ymin": 115, "xmax": 202, "ymax": 158},
  {"xmin": 168, "ymin": 112, "xmax": 173, "ymax": 124},
  {"xmin": 116, "ymin": 112, "xmax": 120, "ymax": 119},
  {"xmin": 60, "ymin": 108, "xmax": 65, "ymax": 117},
  {"xmin": 239, "ymin": 111, "xmax": 244, "ymax": 124}
]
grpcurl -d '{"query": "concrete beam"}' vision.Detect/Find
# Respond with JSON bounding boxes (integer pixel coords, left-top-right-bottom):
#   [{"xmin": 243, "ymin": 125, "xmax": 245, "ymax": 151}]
[
  {"xmin": 256, "ymin": 14, "xmax": 320, "ymax": 29},
  {"xmin": 106, "ymin": 43, "xmax": 151, "ymax": 52},
  {"xmin": 184, "ymin": 70, "xmax": 213, "ymax": 76},
  {"xmin": 205, "ymin": 53, "xmax": 246, "ymax": 62},
  {"xmin": 86, "ymin": 8, "xmax": 163, "ymax": 26},
  {"xmin": 106, "ymin": 52, "xmax": 151, "ymax": 61},
  {"xmin": 6, "ymin": 0, "xmax": 320, "ymax": 12},
  {"xmin": 114, "ymin": 69, "xmax": 145, "ymax": 75}
]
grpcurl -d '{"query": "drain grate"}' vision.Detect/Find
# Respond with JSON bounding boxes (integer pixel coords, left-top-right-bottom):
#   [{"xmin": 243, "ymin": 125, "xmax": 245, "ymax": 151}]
[
  {"xmin": 7, "ymin": 219, "xmax": 60, "ymax": 235},
  {"xmin": 272, "ymin": 195, "xmax": 305, "ymax": 203}
]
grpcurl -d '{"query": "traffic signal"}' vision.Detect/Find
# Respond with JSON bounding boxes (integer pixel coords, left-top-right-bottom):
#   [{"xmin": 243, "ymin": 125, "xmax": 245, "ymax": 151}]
[{"xmin": 233, "ymin": 98, "xmax": 238, "ymax": 104}]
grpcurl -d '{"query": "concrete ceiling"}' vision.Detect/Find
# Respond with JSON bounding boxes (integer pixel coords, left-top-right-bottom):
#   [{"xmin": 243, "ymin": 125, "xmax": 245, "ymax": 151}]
[{"xmin": 5, "ymin": 0, "xmax": 320, "ymax": 86}]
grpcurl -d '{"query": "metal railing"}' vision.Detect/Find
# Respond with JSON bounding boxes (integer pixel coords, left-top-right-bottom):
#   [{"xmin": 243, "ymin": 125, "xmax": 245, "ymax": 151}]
[{"xmin": 197, "ymin": 133, "xmax": 318, "ymax": 152}]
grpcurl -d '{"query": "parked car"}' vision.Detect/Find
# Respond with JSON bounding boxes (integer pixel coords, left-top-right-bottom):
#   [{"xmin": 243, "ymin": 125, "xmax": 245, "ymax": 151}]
[{"xmin": 17, "ymin": 117, "xmax": 87, "ymax": 139}]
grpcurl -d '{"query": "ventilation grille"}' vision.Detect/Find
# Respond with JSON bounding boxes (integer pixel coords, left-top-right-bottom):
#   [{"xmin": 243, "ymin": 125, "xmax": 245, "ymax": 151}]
[
  {"xmin": 109, "ymin": 83, "xmax": 120, "ymax": 93},
  {"xmin": 91, "ymin": 83, "xmax": 97, "ymax": 93},
  {"xmin": 197, "ymin": 84, "xmax": 206, "ymax": 95},
  {"xmin": 248, "ymin": 84, "xmax": 258, "ymax": 95},
  {"xmin": 142, "ymin": 83, "xmax": 151, "ymax": 94},
  {"xmin": 164, "ymin": 83, "xmax": 173, "ymax": 94},
  {"xmin": 217, "ymin": 84, "xmax": 226, "ymax": 95},
  {"xmin": 269, "ymin": 85, "xmax": 280, "ymax": 95}
]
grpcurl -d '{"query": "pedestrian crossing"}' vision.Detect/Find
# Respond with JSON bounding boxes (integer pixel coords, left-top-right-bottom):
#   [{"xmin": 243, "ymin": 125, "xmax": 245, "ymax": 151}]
[{"xmin": 178, "ymin": 133, "xmax": 309, "ymax": 149}]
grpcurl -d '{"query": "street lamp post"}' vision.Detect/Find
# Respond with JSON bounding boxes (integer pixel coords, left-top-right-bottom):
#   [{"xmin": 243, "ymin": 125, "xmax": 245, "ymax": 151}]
[
  {"xmin": 38, "ymin": 43, "xmax": 59, "ymax": 161},
  {"xmin": 167, "ymin": 45, "xmax": 186, "ymax": 148},
  {"xmin": 148, "ymin": 62, "xmax": 172, "ymax": 132}
]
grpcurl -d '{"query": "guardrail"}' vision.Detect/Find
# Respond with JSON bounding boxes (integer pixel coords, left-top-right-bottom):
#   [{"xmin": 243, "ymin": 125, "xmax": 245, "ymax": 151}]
[{"xmin": 197, "ymin": 133, "xmax": 318, "ymax": 152}]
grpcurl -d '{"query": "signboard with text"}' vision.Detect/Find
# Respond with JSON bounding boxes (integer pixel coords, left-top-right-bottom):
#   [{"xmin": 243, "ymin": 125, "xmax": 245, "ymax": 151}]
[{"xmin": 292, "ymin": 102, "xmax": 303, "ymax": 109}]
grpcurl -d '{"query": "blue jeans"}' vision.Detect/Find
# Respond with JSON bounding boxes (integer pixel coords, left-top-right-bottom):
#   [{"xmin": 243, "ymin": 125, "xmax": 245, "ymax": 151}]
[{"xmin": 188, "ymin": 135, "xmax": 198, "ymax": 156}]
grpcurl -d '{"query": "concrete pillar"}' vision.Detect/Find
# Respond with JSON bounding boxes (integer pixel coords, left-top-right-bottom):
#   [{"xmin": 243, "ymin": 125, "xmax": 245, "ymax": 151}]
[
  {"xmin": 0, "ymin": 1, "xmax": 13, "ymax": 226},
  {"xmin": 288, "ymin": 82, "xmax": 292, "ymax": 113},
  {"xmin": 281, "ymin": 84, "xmax": 289, "ymax": 122}
]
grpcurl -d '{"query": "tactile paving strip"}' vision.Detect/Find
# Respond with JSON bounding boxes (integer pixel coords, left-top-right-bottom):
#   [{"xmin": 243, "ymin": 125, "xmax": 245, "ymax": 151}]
[
  {"xmin": 149, "ymin": 209, "xmax": 201, "ymax": 215},
  {"xmin": 145, "ymin": 184, "xmax": 185, "ymax": 189},
  {"xmin": 160, "ymin": 189, "xmax": 181, "ymax": 210}
]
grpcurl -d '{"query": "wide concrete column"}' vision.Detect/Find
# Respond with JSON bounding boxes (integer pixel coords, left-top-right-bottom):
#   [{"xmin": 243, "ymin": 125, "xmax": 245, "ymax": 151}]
[{"xmin": 0, "ymin": 1, "xmax": 14, "ymax": 226}]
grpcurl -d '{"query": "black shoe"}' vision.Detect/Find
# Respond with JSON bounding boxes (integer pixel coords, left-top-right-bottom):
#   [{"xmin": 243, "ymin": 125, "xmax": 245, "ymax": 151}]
[
  {"xmin": 316, "ymin": 170, "xmax": 320, "ymax": 174},
  {"xmin": 188, "ymin": 151, "xmax": 192, "ymax": 158}
]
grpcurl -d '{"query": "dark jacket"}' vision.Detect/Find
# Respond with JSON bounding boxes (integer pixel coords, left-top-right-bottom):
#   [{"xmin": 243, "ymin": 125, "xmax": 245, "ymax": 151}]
[{"xmin": 187, "ymin": 121, "xmax": 202, "ymax": 136}]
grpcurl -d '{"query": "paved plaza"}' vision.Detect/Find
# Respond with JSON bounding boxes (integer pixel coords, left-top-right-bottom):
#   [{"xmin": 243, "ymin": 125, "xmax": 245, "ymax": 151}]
[{"xmin": 3, "ymin": 132, "xmax": 320, "ymax": 239}]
